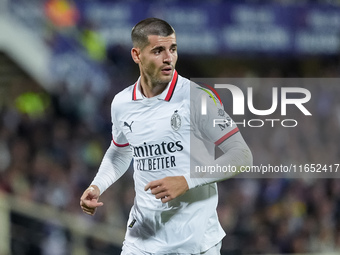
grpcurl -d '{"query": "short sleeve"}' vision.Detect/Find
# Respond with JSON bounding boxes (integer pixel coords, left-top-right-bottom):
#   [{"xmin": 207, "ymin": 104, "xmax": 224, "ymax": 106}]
[
  {"xmin": 192, "ymin": 85, "xmax": 239, "ymax": 146},
  {"xmin": 111, "ymin": 101, "xmax": 129, "ymax": 147}
]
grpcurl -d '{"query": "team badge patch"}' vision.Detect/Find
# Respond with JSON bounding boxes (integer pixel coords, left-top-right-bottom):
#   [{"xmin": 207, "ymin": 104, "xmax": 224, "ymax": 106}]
[
  {"xmin": 218, "ymin": 108, "xmax": 225, "ymax": 117},
  {"xmin": 171, "ymin": 110, "xmax": 181, "ymax": 131}
]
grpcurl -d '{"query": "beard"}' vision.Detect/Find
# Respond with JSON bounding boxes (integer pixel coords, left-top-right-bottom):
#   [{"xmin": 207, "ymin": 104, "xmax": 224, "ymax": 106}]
[{"xmin": 144, "ymin": 68, "xmax": 173, "ymax": 87}]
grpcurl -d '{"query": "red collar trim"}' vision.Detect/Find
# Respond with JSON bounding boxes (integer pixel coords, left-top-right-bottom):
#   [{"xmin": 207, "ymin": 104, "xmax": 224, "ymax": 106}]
[
  {"xmin": 132, "ymin": 80, "xmax": 138, "ymax": 100},
  {"xmin": 132, "ymin": 70, "xmax": 178, "ymax": 101},
  {"xmin": 164, "ymin": 70, "xmax": 178, "ymax": 101}
]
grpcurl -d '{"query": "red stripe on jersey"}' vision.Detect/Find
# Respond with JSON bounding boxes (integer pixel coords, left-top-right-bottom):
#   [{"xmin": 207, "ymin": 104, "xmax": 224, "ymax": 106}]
[
  {"xmin": 112, "ymin": 138, "xmax": 129, "ymax": 147},
  {"xmin": 164, "ymin": 70, "xmax": 178, "ymax": 101},
  {"xmin": 214, "ymin": 127, "xmax": 239, "ymax": 146},
  {"xmin": 132, "ymin": 82, "xmax": 137, "ymax": 100}
]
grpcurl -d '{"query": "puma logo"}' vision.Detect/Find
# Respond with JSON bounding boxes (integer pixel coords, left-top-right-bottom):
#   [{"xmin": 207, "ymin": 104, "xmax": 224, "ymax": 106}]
[{"xmin": 124, "ymin": 121, "xmax": 134, "ymax": 132}]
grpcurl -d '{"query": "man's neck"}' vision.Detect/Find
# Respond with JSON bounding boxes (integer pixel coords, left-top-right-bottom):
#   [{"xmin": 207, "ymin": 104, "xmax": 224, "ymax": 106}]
[{"xmin": 140, "ymin": 77, "xmax": 168, "ymax": 98}]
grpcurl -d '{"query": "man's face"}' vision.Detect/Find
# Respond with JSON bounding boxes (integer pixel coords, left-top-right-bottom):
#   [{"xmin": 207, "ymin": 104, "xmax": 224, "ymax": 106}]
[{"xmin": 134, "ymin": 34, "xmax": 178, "ymax": 86}]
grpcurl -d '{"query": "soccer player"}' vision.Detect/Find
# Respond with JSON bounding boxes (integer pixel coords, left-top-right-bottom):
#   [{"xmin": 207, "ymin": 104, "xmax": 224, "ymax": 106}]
[{"xmin": 80, "ymin": 18, "xmax": 252, "ymax": 255}]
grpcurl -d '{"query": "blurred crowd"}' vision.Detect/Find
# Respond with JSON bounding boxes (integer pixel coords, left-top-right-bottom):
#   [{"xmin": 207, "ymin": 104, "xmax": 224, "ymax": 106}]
[{"xmin": 1, "ymin": 54, "xmax": 340, "ymax": 255}]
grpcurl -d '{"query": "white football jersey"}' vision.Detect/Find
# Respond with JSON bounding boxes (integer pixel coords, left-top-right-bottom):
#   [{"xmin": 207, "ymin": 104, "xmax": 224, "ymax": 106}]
[{"xmin": 111, "ymin": 70, "xmax": 239, "ymax": 253}]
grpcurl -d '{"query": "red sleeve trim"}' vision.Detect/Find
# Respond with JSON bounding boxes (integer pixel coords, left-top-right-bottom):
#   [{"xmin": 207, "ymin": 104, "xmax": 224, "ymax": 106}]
[
  {"xmin": 112, "ymin": 138, "xmax": 129, "ymax": 147},
  {"xmin": 214, "ymin": 127, "xmax": 239, "ymax": 146}
]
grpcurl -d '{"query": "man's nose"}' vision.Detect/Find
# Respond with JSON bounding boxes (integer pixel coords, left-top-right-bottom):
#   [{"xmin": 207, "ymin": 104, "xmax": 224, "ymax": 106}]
[{"xmin": 163, "ymin": 50, "xmax": 172, "ymax": 64}]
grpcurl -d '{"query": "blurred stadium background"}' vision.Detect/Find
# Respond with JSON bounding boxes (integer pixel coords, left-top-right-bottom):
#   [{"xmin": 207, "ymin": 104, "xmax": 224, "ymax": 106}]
[{"xmin": 1, "ymin": 0, "xmax": 340, "ymax": 254}]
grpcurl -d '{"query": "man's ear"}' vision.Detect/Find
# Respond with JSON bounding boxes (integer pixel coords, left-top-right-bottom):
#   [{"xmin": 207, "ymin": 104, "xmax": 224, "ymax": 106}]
[{"xmin": 131, "ymin": 48, "xmax": 141, "ymax": 64}]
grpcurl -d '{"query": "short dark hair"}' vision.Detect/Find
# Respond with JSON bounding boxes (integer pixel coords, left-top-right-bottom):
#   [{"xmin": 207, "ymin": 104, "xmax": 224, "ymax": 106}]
[{"xmin": 131, "ymin": 18, "xmax": 175, "ymax": 49}]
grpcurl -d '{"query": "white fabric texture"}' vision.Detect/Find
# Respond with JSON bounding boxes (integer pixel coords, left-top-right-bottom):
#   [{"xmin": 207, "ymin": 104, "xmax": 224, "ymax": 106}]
[{"xmin": 91, "ymin": 141, "xmax": 132, "ymax": 195}]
